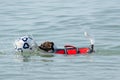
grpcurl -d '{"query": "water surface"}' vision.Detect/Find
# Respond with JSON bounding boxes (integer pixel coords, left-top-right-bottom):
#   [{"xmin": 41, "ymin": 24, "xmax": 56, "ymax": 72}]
[{"xmin": 0, "ymin": 0, "xmax": 120, "ymax": 80}]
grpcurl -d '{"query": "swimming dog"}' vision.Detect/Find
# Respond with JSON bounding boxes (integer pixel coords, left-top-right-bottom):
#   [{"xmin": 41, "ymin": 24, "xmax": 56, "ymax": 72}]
[{"xmin": 38, "ymin": 41, "xmax": 94, "ymax": 55}]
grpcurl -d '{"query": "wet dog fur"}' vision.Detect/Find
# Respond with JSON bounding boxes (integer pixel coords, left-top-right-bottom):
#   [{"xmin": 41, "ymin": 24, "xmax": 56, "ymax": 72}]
[{"xmin": 38, "ymin": 41, "xmax": 54, "ymax": 52}]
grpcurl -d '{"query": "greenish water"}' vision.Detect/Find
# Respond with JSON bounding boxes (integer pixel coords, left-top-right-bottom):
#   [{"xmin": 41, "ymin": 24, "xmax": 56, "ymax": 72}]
[{"xmin": 0, "ymin": 0, "xmax": 120, "ymax": 80}]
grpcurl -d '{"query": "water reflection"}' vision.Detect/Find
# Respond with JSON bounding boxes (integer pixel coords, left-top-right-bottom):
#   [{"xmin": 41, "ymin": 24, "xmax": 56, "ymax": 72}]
[{"xmin": 15, "ymin": 51, "xmax": 54, "ymax": 62}]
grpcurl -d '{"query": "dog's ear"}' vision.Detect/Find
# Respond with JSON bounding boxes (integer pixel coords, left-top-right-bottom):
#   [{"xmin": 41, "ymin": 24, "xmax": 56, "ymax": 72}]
[
  {"xmin": 49, "ymin": 42, "xmax": 54, "ymax": 47},
  {"xmin": 50, "ymin": 42, "xmax": 54, "ymax": 51},
  {"xmin": 51, "ymin": 42, "xmax": 54, "ymax": 45}
]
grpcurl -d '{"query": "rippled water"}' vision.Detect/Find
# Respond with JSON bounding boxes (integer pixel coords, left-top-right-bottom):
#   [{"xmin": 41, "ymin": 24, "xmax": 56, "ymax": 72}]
[{"xmin": 0, "ymin": 0, "xmax": 120, "ymax": 80}]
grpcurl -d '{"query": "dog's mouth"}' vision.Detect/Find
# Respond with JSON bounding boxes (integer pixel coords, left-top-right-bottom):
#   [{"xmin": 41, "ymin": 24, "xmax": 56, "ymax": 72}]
[{"xmin": 39, "ymin": 46, "xmax": 52, "ymax": 51}]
